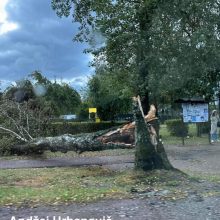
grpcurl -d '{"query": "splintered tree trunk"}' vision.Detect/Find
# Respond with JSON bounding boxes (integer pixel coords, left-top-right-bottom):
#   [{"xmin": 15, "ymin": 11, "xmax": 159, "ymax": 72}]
[{"xmin": 133, "ymin": 98, "xmax": 173, "ymax": 170}]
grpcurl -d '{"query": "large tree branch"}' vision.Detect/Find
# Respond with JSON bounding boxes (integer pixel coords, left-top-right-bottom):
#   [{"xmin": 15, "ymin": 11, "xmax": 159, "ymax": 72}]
[
  {"xmin": 0, "ymin": 101, "xmax": 36, "ymax": 141},
  {"xmin": 21, "ymin": 126, "xmax": 33, "ymax": 140},
  {"xmin": 0, "ymin": 126, "xmax": 28, "ymax": 142},
  {"xmin": 0, "ymin": 105, "xmax": 28, "ymax": 140}
]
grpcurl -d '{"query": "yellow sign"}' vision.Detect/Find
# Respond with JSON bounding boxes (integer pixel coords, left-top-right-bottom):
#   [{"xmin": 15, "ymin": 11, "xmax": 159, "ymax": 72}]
[{"xmin": 89, "ymin": 108, "xmax": 97, "ymax": 113}]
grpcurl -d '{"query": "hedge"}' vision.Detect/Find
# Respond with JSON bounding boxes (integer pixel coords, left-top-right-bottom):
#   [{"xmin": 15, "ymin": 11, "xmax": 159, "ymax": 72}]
[{"xmin": 48, "ymin": 121, "xmax": 126, "ymax": 136}]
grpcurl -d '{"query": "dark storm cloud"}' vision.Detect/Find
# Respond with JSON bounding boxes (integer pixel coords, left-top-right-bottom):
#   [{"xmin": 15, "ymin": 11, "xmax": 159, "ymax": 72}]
[{"xmin": 0, "ymin": 0, "xmax": 92, "ymax": 88}]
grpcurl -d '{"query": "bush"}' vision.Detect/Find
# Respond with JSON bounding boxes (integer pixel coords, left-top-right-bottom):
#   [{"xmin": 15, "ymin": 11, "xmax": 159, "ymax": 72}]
[
  {"xmin": 0, "ymin": 136, "xmax": 17, "ymax": 156},
  {"xmin": 48, "ymin": 121, "xmax": 125, "ymax": 136},
  {"xmin": 198, "ymin": 122, "xmax": 210, "ymax": 134},
  {"xmin": 165, "ymin": 119, "xmax": 189, "ymax": 137}
]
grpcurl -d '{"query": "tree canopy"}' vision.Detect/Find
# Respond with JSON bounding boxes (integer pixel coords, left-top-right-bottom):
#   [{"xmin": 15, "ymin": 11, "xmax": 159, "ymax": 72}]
[
  {"xmin": 147, "ymin": 0, "xmax": 220, "ymax": 103},
  {"xmin": 52, "ymin": 0, "xmax": 162, "ymax": 112},
  {"xmin": 4, "ymin": 71, "xmax": 81, "ymax": 116},
  {"xmin": 52, "ymin": 0, "xmax": 220, "ymax": 108},
  {"xmin": 86, "ymin": 66, "xmax": 133, "ymax": 120}
]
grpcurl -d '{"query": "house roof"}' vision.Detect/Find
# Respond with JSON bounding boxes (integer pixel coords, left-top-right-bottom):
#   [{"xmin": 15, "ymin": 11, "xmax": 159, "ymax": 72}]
[{"xmin": 175, "ymin": 97, "xmax": 208, "ymax": 104}]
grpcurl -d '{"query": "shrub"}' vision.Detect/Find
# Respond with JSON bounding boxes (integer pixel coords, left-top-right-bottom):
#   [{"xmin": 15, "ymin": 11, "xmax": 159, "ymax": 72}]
[
  {"xmin": 0, "ymin": 136, "xmax": 17, "ymax": 156},
  {"xmin": 165, "ymin": 119, "xmax": 189, "ymax": 137},
  {"xmin": 198, "ymin": 122, "xmax": 210, "ymax": 134}
]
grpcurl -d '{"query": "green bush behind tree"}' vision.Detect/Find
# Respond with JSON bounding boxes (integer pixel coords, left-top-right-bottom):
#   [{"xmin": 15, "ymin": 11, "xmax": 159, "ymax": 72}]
[{"xmin": 165, "ymin": 119, "xmax": 189, "ymax": 138}]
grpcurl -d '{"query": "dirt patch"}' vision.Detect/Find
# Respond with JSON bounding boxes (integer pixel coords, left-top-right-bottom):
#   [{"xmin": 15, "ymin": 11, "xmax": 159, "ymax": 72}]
[{"xmin": 15, "ymin": 176, "xmax": 48, "ymax": 187}]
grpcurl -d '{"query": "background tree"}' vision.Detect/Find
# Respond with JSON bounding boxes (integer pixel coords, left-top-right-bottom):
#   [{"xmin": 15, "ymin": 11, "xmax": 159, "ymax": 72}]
[
  {"xmin": 147, "ymin": 0, "xmax": 220, "ymax": 104},
  {"xmin": 31, "ymin": 71, "xmax": 81, "ymax": 116},
  {"xmin": 86, "ymin": 66, "xmax": 133, "ymax": 120},
  {"xmin": 4, "ymin": 71, "xmax": 81, "ymax": 116},
  {"xmin": 4, "ymin": 79, "xmax": 35, "ymax": 102}
]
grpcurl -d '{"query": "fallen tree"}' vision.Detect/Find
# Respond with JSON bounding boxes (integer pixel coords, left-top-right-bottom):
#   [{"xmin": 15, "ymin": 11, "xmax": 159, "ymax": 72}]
[
  {"xmin": 10, "ymin": 128, "xmax": 134, "ymax": 155},
  {"xmin": 8, "ymin": 96, "xmax": 173, "ymax": 170}
]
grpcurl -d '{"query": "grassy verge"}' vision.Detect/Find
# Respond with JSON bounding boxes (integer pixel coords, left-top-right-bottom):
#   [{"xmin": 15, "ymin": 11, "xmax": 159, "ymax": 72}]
[
  {"xmin": 187, "ymin": 172, "xmax": 220, "ymax": 184},
  {"xmin": 0, "ymin": 167, "xmax": 197, "ymax": 207},
  {"xmin": 0, "ymin": 167, "xmax": 126, "ymax": 206},
  {"xmin": 186, "ymin": 172, "xmax": 220, "ymax": 198},
  {"xmin": 160, "ymin": 124, "xmax": 210, "ymax": 145}
]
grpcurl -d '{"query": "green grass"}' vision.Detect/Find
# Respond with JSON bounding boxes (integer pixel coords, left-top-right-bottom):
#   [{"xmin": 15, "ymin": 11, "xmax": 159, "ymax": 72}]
[
  {"xmin": 0, "ymin": 167, "xmax": 194, "ymax": 207},
  {"xmin": 187, "ymin": 172, "xmax": 220, "ymax": 184},
  {"xmin": 44, "ymin": 148, "xmax": 135, "ymax": 158},
  {"xmin": 160, "ymin": 124, "xmax": 210, "ymax": 145},
  {"xmin": 0, "ymin": 167, "xmax": 127, "ymax": 206}
]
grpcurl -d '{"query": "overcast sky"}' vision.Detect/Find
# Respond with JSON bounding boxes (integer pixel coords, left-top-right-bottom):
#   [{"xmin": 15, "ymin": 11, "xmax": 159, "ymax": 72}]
[{"xmin": 0, "ymin": 0, "xmax": 93, "ymax": 91}]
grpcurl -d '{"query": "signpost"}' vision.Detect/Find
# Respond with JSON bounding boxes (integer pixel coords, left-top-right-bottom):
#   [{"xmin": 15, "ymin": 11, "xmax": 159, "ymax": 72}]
[
  {"xmin": 176, "ymin": 98, "xmax": 209, "ymax": 143},
  {"xmin": 176, "ymin": 98, "xmax": 209, "ymax": 123},
  {"xmin": 182, "ymin": 103, "xmax": 209, "ymax": 123}
]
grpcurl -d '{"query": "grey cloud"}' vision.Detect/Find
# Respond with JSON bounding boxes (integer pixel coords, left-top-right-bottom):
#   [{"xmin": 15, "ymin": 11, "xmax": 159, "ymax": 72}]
[{"xmin": 0, "ymin": 0, "xmax": 93, "ymax": 88}]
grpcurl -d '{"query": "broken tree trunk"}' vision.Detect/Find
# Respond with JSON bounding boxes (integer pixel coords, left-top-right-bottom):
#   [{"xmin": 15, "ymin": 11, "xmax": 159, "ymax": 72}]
[{"xmin": 133, "ymin": 97, "xmax": 173, "ymax": 170}]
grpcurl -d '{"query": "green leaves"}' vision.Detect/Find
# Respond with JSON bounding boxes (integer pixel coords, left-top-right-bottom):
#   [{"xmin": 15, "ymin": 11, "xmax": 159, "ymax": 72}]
[
  {"xmin": 86, "ymin": 68, "xmax": 133, "ymax": 120},
  {"xmin": 52, "ymin": 0, "xmax": 220, "ymax": 107},
  {"xmin": 148, "ymin": 0, "xmax": 220, "ymax": 102}
]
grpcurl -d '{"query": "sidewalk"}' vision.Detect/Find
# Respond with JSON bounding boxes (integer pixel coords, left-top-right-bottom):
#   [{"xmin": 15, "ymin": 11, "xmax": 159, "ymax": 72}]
[{"xmin": 0, "ymin": 155, "xmax": 134, "ymax": 169}]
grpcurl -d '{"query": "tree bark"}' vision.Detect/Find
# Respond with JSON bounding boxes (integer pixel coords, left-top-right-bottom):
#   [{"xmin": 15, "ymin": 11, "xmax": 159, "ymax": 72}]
[
  {"xmin": 10, "ymin": 128, "xmax": 133, "ymax": 155},
  {"xmin": 133, "ymin": 98, "xmax": 173, "ymax": 170}
]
